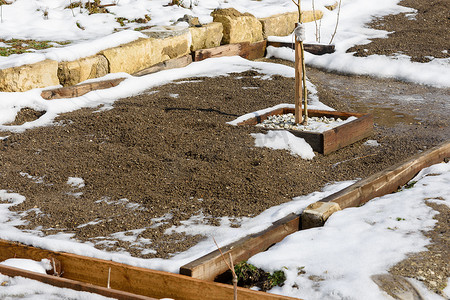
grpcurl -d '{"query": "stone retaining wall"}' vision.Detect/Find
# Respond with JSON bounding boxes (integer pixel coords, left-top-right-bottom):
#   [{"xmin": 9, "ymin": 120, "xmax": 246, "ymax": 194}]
[
  {"xmin": 0, "ymin": 60, "xmax": 59, "ymax": 92},
  {"xmin": 0, "ymin": 8, "xmax": 325, "ymax": 92}
]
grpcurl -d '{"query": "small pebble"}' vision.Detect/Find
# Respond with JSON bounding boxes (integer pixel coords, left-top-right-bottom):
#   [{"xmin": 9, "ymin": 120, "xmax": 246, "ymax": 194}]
[{"xmin": 256, "ymin": 113, "xmax": 354, "ymax": 133}]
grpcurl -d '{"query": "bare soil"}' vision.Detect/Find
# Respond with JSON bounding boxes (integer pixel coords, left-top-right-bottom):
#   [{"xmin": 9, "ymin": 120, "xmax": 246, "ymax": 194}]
[{"xmin": 347, "ymin": 0, "xmax": 450, "ymax": 62}]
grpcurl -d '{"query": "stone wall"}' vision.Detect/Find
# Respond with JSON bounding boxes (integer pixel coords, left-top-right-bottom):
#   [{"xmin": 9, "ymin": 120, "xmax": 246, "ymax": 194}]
[
  {"xmin": 190, "ymin": 22, "xmax": 223, "ymax": 51},
  {"xmin": 0, "ymin": 8, "xmax": 325, "ymax": 93},
  {"xmin": 259, "ymin": 10, "xmax": 324, "ymax": 38},
  {"xmin": 58, "ymin": 55, "xmax": 109, "ymax": 87},
  {"xmin": 0, "ymin": 60, "xmax": 59, "ymax": 92},
  {"xmin": 211, "ymin": 8, "xmax": 263, "ymax": 44}
]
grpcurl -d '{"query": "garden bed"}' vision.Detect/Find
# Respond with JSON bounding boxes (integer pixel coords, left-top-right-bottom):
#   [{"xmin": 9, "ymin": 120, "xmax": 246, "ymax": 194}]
[
  {"xmin": 0, "ymin": 70, "xmax": 441, "ymax": 262},
  {"xmin": 236, "ymin": 107, "xmax": 373, "ymax": 154}
]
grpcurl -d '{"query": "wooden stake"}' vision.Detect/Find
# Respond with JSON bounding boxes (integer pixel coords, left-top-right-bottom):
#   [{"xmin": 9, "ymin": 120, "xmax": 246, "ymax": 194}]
[
  {"xmin": 292, "ymin": 0, "xmax": 309, "ymax": 124},
  {"xmin": 294, "ymin": 39, "xmax": 303, "ymax": 124},
  {"xmin": 300, "ymin": 40, "xmax": 308, "ymax": 122}
]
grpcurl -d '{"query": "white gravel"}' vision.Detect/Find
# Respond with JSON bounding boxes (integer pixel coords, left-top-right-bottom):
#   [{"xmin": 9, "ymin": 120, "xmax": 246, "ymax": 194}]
[{"xmin": 256, "ymin": 113, "xmax": 357, "ymax": 133}]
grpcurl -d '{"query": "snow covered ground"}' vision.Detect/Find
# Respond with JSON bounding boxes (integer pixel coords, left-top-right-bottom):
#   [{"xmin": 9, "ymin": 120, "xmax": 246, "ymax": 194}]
[
  {"xmin": 0, "ymin": 0, "xmax": 449, "ymax": 299},
  {"xmin": 0, "ymin": 0, "xmax": 449, "ymax": 87},
  {"xmin": 1, "ymin": 162, "xmax": 449, "ymax": 299}
]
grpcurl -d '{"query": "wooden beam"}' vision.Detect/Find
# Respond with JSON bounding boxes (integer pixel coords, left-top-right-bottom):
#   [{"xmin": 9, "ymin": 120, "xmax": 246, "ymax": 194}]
[
  {"xmin": 0, "ymin": 264, "xmax": 155, "ymax": 300},
  {"xmin": 193, "ymin": 43, "xmax": 241, "ymax": 61},
  {"xmin": 193, "ymin": 40, "xmax": 267, "ymax": 62},
  {"xmin": 321, "ymin": 113, "xmax": 373, "ymax": 155},
  {"xmin": 41, "ymin": 78, "xmax": 126, "ymax": 100},
  {"xmin": 0, "ymin": 240, "xmax": 299, "ymax": 300},
  {"xmin": 302, "ymin": 140, "xmax": 450, "ymax": 228},
  {"xmin": 267, "ymin": 41, "xmax": 335, "ymax": 55},
  {"xmin": 133, "ymin": 55, "xmax": 192, "ymax": 77},
  {"xmin": 239, "ymin": 40, "xmax": 267, "ymax": 60},
  {"xmin": 180, "ymin": 213, "xmax": 300, "ymax": 281}
]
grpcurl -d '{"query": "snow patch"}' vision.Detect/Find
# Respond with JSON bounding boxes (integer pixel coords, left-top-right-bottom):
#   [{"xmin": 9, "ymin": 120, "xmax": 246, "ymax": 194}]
[{"xmin": 251, "ymin": 130, "xmax": 315, "ymax": 160}]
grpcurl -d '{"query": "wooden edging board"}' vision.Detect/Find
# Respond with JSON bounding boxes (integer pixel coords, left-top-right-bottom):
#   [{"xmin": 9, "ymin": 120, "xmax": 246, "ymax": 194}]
[
  {"xmin": 0, "ymin": 263, "xmax": 155, "ymax": 300},
  {"xmin": 302, "ymin": 140, "xmax": 450, "ymax": 228},
  {"xmin": 0, "ymin": 240, "xmax": 299, "ymax": 300},
  {"xmin": 180, "ymin": 213, "xmax": 300, "ymax": 281},
  {"xmin": 193, "ymin": 40, "xmax": 267, "ymax": 62},
  {"xmin": 237, "ymin": 107, "xmax": 373, "ymax": 154},
  {"xmin": 41, "ymin": 78, "xmax": 126, "ymax": 100},
  {"xmin": 267, "ymin": 41, "xmax": 336, "ymax": 55},
  {"xmin": 132, "ymin": 55, "xmax": 193, "ymax": 77}
]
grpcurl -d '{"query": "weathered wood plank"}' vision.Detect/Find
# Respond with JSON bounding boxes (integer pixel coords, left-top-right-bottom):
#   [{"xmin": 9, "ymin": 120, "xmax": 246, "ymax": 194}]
[
  {"xmin": 236, "ymin": 107, "xmax": 372, "ymax": 154},
  {"xmin": 180, "ymin": 213, "xmax": 300, "ymax": 281},
  {"xmin": 302, "ymin": 140, "xmax": 450, "ymax": 228},
  {"xmin": 322, "ymin": 113, "xmax": 373, "ymax": 154},
  {"xmin": 267, "ymin": 41, "xmax": 335, "ymax": 55},
  {"xmin": 331, "ymin": 140, "xmax": 450, "ymax": 208},
  {"xmin": 0, "ymin": 240, "xmax": 299, "ymax": 300},
  {"xmin": 193, "ymin": 40, "xmax": 267, "ymax": 62},
  {"xmin": 41, "ymin": 78, "xmax": 126, "ymax": 100},
  {"xmin": 0, "ymin": 264, "xmax": 155, "ymax": 300},
  {"xmin": 133, "ymin": 55, "xmax": 192, "ymax": 77},
  {"xmin": 193, "ymin": 43, "xmax": 242, "ymax": 61},
  {"xmin": 239, "ymin": 40, "xmax": 267, "ymax": 60}
]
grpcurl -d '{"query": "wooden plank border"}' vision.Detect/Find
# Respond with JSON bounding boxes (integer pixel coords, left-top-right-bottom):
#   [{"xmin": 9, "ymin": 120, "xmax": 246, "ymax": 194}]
[
  {"xmin": 236, "ymin": 107, "xmax": 373, "ymax": 154},
  {"xmin": 0, "ymin": 264, "xmax": 156, "ymax": 300},
  {"xmin": 41, "ymin": 78, "xmax": 126, "ymax": 100},
  {"xmin": 0, "ymin": 240, "xmax": 299, "ymax": 300},
  {"xmin": 267, "ymin": 41, "xmax": 335, "ymax": 55},
  {"xmin": 132, "ymin": 55, "xmax": 192, "ymax": 77},
  {"xmin": 193, "ymin": 40, "xmax": 267, "ymax": 62},
  {"xmin": 180, "ymin": 213, "xmax": 300, "ymax": 281},
  {"xmin": 302, "ymin": 140, "xmax": 450, "ymax": 228}
]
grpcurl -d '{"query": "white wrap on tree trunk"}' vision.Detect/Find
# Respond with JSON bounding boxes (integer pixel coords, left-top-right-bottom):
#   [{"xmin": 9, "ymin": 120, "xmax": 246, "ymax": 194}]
[{"xmin": 294, "ymin": 23, "xmax": 306, "ymax": 42}]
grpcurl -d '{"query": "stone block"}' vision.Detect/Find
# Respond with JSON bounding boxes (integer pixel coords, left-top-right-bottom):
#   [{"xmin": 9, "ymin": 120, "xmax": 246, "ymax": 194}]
[
  {"xmin": 0, "ymin": 60, "xmax": 59, "ymax": 92},
  {"xmin": 259, "ymin": 10, "xmax": 324, "ymax": 38},
  {"xmin": 57, "ymin": 55, "xmax": 109, "ymax": 86},
  {"xmin": 301, "ymin": 201, "xmax": 341, "ymax": 229},
  {"xmin": 211, "ymin": 8, "xmax": 263, "ymax": 44},
  {"xmin": 189, "ymin": 22, "xmax": 223, "ymax": 51},
  {"xmin": 101, "ymin": 28, "xmax": 190, "ymax": 74}
]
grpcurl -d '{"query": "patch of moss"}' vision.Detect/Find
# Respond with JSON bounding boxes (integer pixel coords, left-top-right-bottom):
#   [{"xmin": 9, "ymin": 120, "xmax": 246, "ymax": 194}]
[
  {"xmin": 168, "ymin": 0, "xmax": 184, "ymax": 6},
  {"xmin": 134, "ymin": 25, "xmax": 154, "ymax": 31},
  {"xmin": 234, "ymin": 261, "xmax": 286, "ymax": 291},
  {"xmin": 66, "ymin": 0, "xmax": 109, "ymax": 15},
  {"xmin": 115, "ymin": 17, "xmax": 127, "ymax": 27},
  {"xmin": 0, "ymin": 39, "xmax": 70, "ymax": 57}
]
